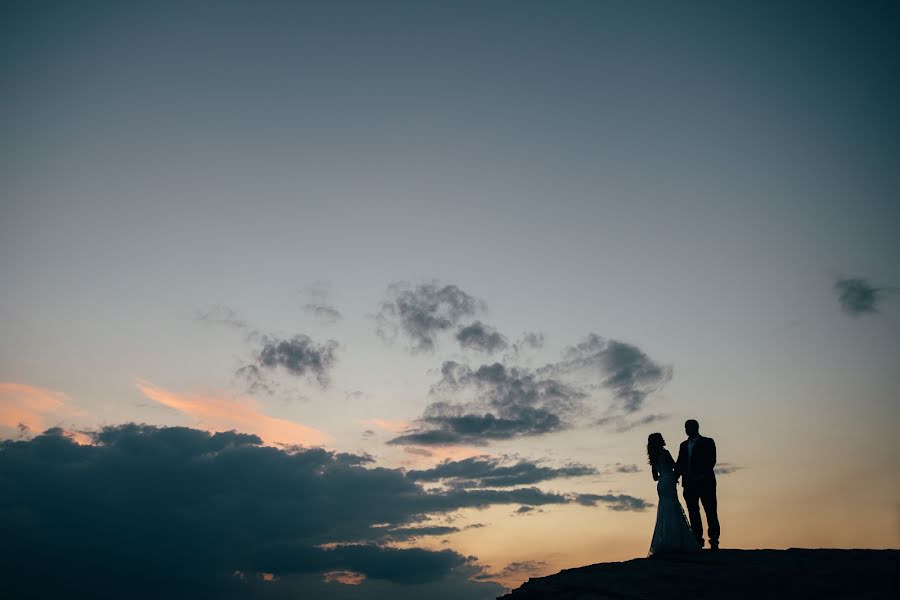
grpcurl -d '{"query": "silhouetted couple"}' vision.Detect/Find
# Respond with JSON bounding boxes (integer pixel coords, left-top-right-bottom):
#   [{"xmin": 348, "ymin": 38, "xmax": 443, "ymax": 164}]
[{"xmin": 647, "ymin": 419, "xmax": 720, "ymax": 555}]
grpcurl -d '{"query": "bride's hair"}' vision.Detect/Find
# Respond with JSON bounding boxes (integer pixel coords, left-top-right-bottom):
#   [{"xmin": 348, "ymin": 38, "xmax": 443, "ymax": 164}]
[{"xmin": 647, "ymin": 432, "xmax": 665, "ymax": 466}]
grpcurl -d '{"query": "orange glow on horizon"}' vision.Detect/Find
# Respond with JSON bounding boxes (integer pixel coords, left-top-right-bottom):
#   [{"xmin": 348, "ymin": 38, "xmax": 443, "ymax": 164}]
[{"xmin": 135, "ymin": 379, "xmax": 329, "ymax": 447}]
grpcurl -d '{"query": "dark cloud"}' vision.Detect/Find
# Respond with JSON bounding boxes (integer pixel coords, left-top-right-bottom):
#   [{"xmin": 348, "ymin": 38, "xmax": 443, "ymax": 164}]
[
  {"xmin": 252, "ymin": 543, "xmax": 469, "ymax": 586},
  {"xmin": 596, "ymin": 413, "xmax": 671, "ymax": 432},
  {"xmin": 482, "ymin": 559, "xmax": 548, "ymax": 578},
  {"xmin": 375, "ymin": 282, "xmax": 484, "ymax": 352},
  {"xmin": 196, "ymin": 305, "xmax": 339, "ymax": 391},
  {"xmin": 573, "ymin": 493, "xmax": 652, "ymax": 511},
  {"xmin": 389, "ymin": 411, "xmax": 563, "ymax": 446},
  {"xmin": 254, "ymin": 334, "xmax": 338, "ymax": 387},
  {"xmin": 834, "ymin": 276, "xmax": 889, "ymax": 316},
  {"xmin": 714, "ymin": 462, "xmax": 743, "ymax": 476},
  {"xmin": 379, "ymin": 526, "xmax": 460, "ymax": 541},
  {"xmin": 1, "ymin": 425, "xmax": 636, "ymax": 598},
  {"xmin": 514, "ymin": 505, "xmax": 537, "ymax": 514},
  {"xmin": 389, "ymin": 334, "xmax": 670, "ymax": 446},
  {"xmin": 473, "ymin": 559, "xmax": 550, "ymax": 588},
  {"xmin": 406, "ymin": 456, "xmax": 597, "ymax": 488},
  {"xmin": 553, "ymin": 335, "xmax": 672, "ymax": 413},
  {"xmin": 612, "ymin": 463, "xmax": 640, "ymax": 474},
  {"xmin": 389, "ymin": 361, "xmax": 584, "ymax": 446},
  {"xmin": 455, "ymin": 321, "xmax": 508, "ymax": 353}
]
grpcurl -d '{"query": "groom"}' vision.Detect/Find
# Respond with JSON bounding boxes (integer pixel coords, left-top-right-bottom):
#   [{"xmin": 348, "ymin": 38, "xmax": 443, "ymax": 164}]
[{"xmin": 675, "ymin": 419, "xmax": 720, "ymax": 550}]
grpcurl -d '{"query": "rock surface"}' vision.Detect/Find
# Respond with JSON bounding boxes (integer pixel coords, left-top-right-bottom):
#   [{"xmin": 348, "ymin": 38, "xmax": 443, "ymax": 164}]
[{"xmin": 498, "ymin": 549, "xmax": 899, "ymax": 599}]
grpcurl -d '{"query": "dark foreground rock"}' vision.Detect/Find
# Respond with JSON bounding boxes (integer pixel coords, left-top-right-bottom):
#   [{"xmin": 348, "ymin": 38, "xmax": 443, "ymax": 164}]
[{"xmin": 499, "ymin": 549, "xmax": 899, "ymax": 599}]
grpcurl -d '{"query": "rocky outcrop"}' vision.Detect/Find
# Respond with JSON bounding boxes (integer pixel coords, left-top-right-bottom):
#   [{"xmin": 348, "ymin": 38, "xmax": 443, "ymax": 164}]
[{"xmin": 499, "ymin": 549, "xmax": 898, "ymax": 599}]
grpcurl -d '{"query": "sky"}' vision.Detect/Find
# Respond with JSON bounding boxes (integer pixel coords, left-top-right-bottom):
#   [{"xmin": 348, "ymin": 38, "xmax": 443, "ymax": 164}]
[{"xmin": 1, "ymin": 1, "xmax": 899, "ymax": 597}]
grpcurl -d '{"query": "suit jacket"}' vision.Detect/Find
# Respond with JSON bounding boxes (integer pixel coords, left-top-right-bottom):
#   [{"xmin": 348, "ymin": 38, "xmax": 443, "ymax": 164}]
[{"xmin": 675, "ymin": 436, "xmax": 716, "ymax": 487}]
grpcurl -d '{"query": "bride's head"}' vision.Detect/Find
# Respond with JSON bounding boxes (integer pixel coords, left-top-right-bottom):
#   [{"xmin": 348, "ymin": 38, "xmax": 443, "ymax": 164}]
[{"xmin": 647, "ymin": 432, "xmax": 665, "ymax": 465}]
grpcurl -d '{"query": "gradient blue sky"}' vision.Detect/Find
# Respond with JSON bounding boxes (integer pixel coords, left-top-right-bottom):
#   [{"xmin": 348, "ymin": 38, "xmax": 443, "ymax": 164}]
[{"xmin": 2, "ymin": 1, "xmax": 898, "ymax": 597}]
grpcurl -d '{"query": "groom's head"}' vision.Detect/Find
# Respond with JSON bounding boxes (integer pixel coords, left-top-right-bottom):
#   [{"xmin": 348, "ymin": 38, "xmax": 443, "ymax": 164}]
[{"xmin": 685, "ymin": 419, "xmax": 700, "ymax": 437}]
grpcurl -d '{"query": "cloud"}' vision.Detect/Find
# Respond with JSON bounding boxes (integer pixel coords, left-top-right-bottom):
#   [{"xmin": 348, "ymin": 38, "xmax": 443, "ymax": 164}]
[
  {"xmin": 553, "ymin": 335, "xmax": 672, "ymax": 413},
  {"xmin": 834, "ymin": 276, "xmax": 890, "ymax": 316},
  {"xmin": 389, "ymin": 333, "xmax": 670, "ymax": 446},
  {"xmin": 389, "ymin": 361, "xmax": 585, "ymax": 446},
  {"xmin": 136, "ymin": 379, "xmax": 329, "ymax": 446},
  {"xmin": 301, "ymin": 281, "xmax": 342, "ymax": 323},
  {"xmin": 573, "ymin": 493, "xmax": 652, "ymax": 511},
  {"xmin": 714, "ymin": 462, "xmax": 743, "ymax": 475},
  {"xmin": 0, "ymin": 424, "xmax": 645, "ymax": 598},
  {"xmin": 502, "ymin": 332, "xmax": 546, "ymax": 362},
  {"xmin": 456, "ymin": 321, "xmax": 508, "ymax": 353},
  {"xmin": 405, "ymin": 456, "xmax": 597, "ymax": 488},
  {"xmin": 375, "ymin": 282, "xmax": 484, "ymax": 352},
  {"xmin": 513, "ymin": 331, "xmax": 544, "ymax": 352},
  {"xmin": 596, "ymin": 413, "xmax": 671, "ymax": 433},
  {"xmin": 0, "ymin": 381, "xmax": 84, "ymax": 437},
  {"xmin": 390, "ymin": 359, "xmax": 587, "ymax": 446},
  {"xmin": 474, "ymin": 559, "xmax": 551, "ymax": 589},
  {"xmin": 612, "ymin": 463, "xmax": 640, "ymax": 474},
  {"xmin": 379, "ymin": 526, "xmax": 460, "ymax": 541},
  {"xmin": 195, "ymin": 304, "xmax": 248, "ymax": 329},
  {"xmin": 254, "ymin": 334, "xmax": 339, "ymax": 386},
  {"xmin": 303, "ymin": 303, "xmax": 342, "ymax": 323},
  {"xmin": 323, "ymin": 570, "xmax": 366, "ymax": 585}
]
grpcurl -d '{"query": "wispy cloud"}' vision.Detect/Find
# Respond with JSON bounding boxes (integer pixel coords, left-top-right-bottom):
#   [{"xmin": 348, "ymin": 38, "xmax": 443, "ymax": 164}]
[
  {"xmin": 714, "ymin": 462, "xmax": 743, "ymax": 475},
  {"xmin": 135, "ymin": 379, "xmax": 328, "ymax": 446},
  {"xmin": 475, "ymin": 559, "xmax": 551, "ymax": 588},
  {"xmin": 405, "ymin": 455, "xmax": 597, "ymax": 488},
  {"xmin": 388, "ymin": 361, "xmax": 583, "ymax": 446},
  {"xmin": 611, "ymin": 463, "xmax": 640, "ymax": 474},
  {"xmin": 0, "ymin": 381, "xmax": 84, "ymax": 436},
  {"xmin": 551, "ymin": 335, "xmax": 673, "ymax": 413},
  {"xmin": 301, "ymin": 281, "xmax": 342, "ymax": 323},
  {"xmin": 573, "ymin": 493, "xmax": 652, "ymax": 511},
  {"xmin": 194, "ymin": 304, "xmax": 248, "ymax": 329},
  {"xmin": 596, "ymin": 413, "xmax": 670, "ymax": 433}
]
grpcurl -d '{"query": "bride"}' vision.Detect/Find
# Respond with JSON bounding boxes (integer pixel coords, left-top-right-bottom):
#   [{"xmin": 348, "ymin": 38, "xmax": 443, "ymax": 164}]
[{"xmin": 647, "ymin": 432, "xmax": 700, "ymax": 555}]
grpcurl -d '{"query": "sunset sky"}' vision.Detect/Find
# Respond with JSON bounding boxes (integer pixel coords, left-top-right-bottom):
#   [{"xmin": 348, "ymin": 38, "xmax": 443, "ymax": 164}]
[{"xmin": 2, "ymin": 2, "xmax": 899, "ymax": 598}]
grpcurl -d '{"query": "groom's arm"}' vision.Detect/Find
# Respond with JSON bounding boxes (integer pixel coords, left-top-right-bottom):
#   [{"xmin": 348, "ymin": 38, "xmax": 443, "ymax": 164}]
[{"xmin": 674, "ymin": 443, "xmax": 686, "ymax": 481}]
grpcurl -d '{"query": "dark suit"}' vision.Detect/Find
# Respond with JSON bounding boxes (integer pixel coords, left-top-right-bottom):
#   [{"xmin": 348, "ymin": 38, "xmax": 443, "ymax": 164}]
[{"xmin": 675, "ymin": 435, "xmax": 720, "ymax": 547}]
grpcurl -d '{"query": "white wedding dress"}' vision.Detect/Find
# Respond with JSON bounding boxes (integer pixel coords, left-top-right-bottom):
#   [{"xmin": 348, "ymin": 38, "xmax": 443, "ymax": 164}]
[{"xmin": 649, "ymin": 450, "xmax": 700, "ymax": 555}]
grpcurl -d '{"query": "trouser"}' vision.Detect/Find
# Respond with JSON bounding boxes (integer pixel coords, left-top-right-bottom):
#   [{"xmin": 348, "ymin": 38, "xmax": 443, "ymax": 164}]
[{"xmin": 683, "ymin": 481, "xmax": 719, "ymax": 547}]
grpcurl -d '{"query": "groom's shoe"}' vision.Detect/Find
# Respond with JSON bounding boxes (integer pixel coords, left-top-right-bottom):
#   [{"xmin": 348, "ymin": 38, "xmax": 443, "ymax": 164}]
[{"xmin": 709, "ymin": 542, "xmax": 719, "ymax": 551}]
